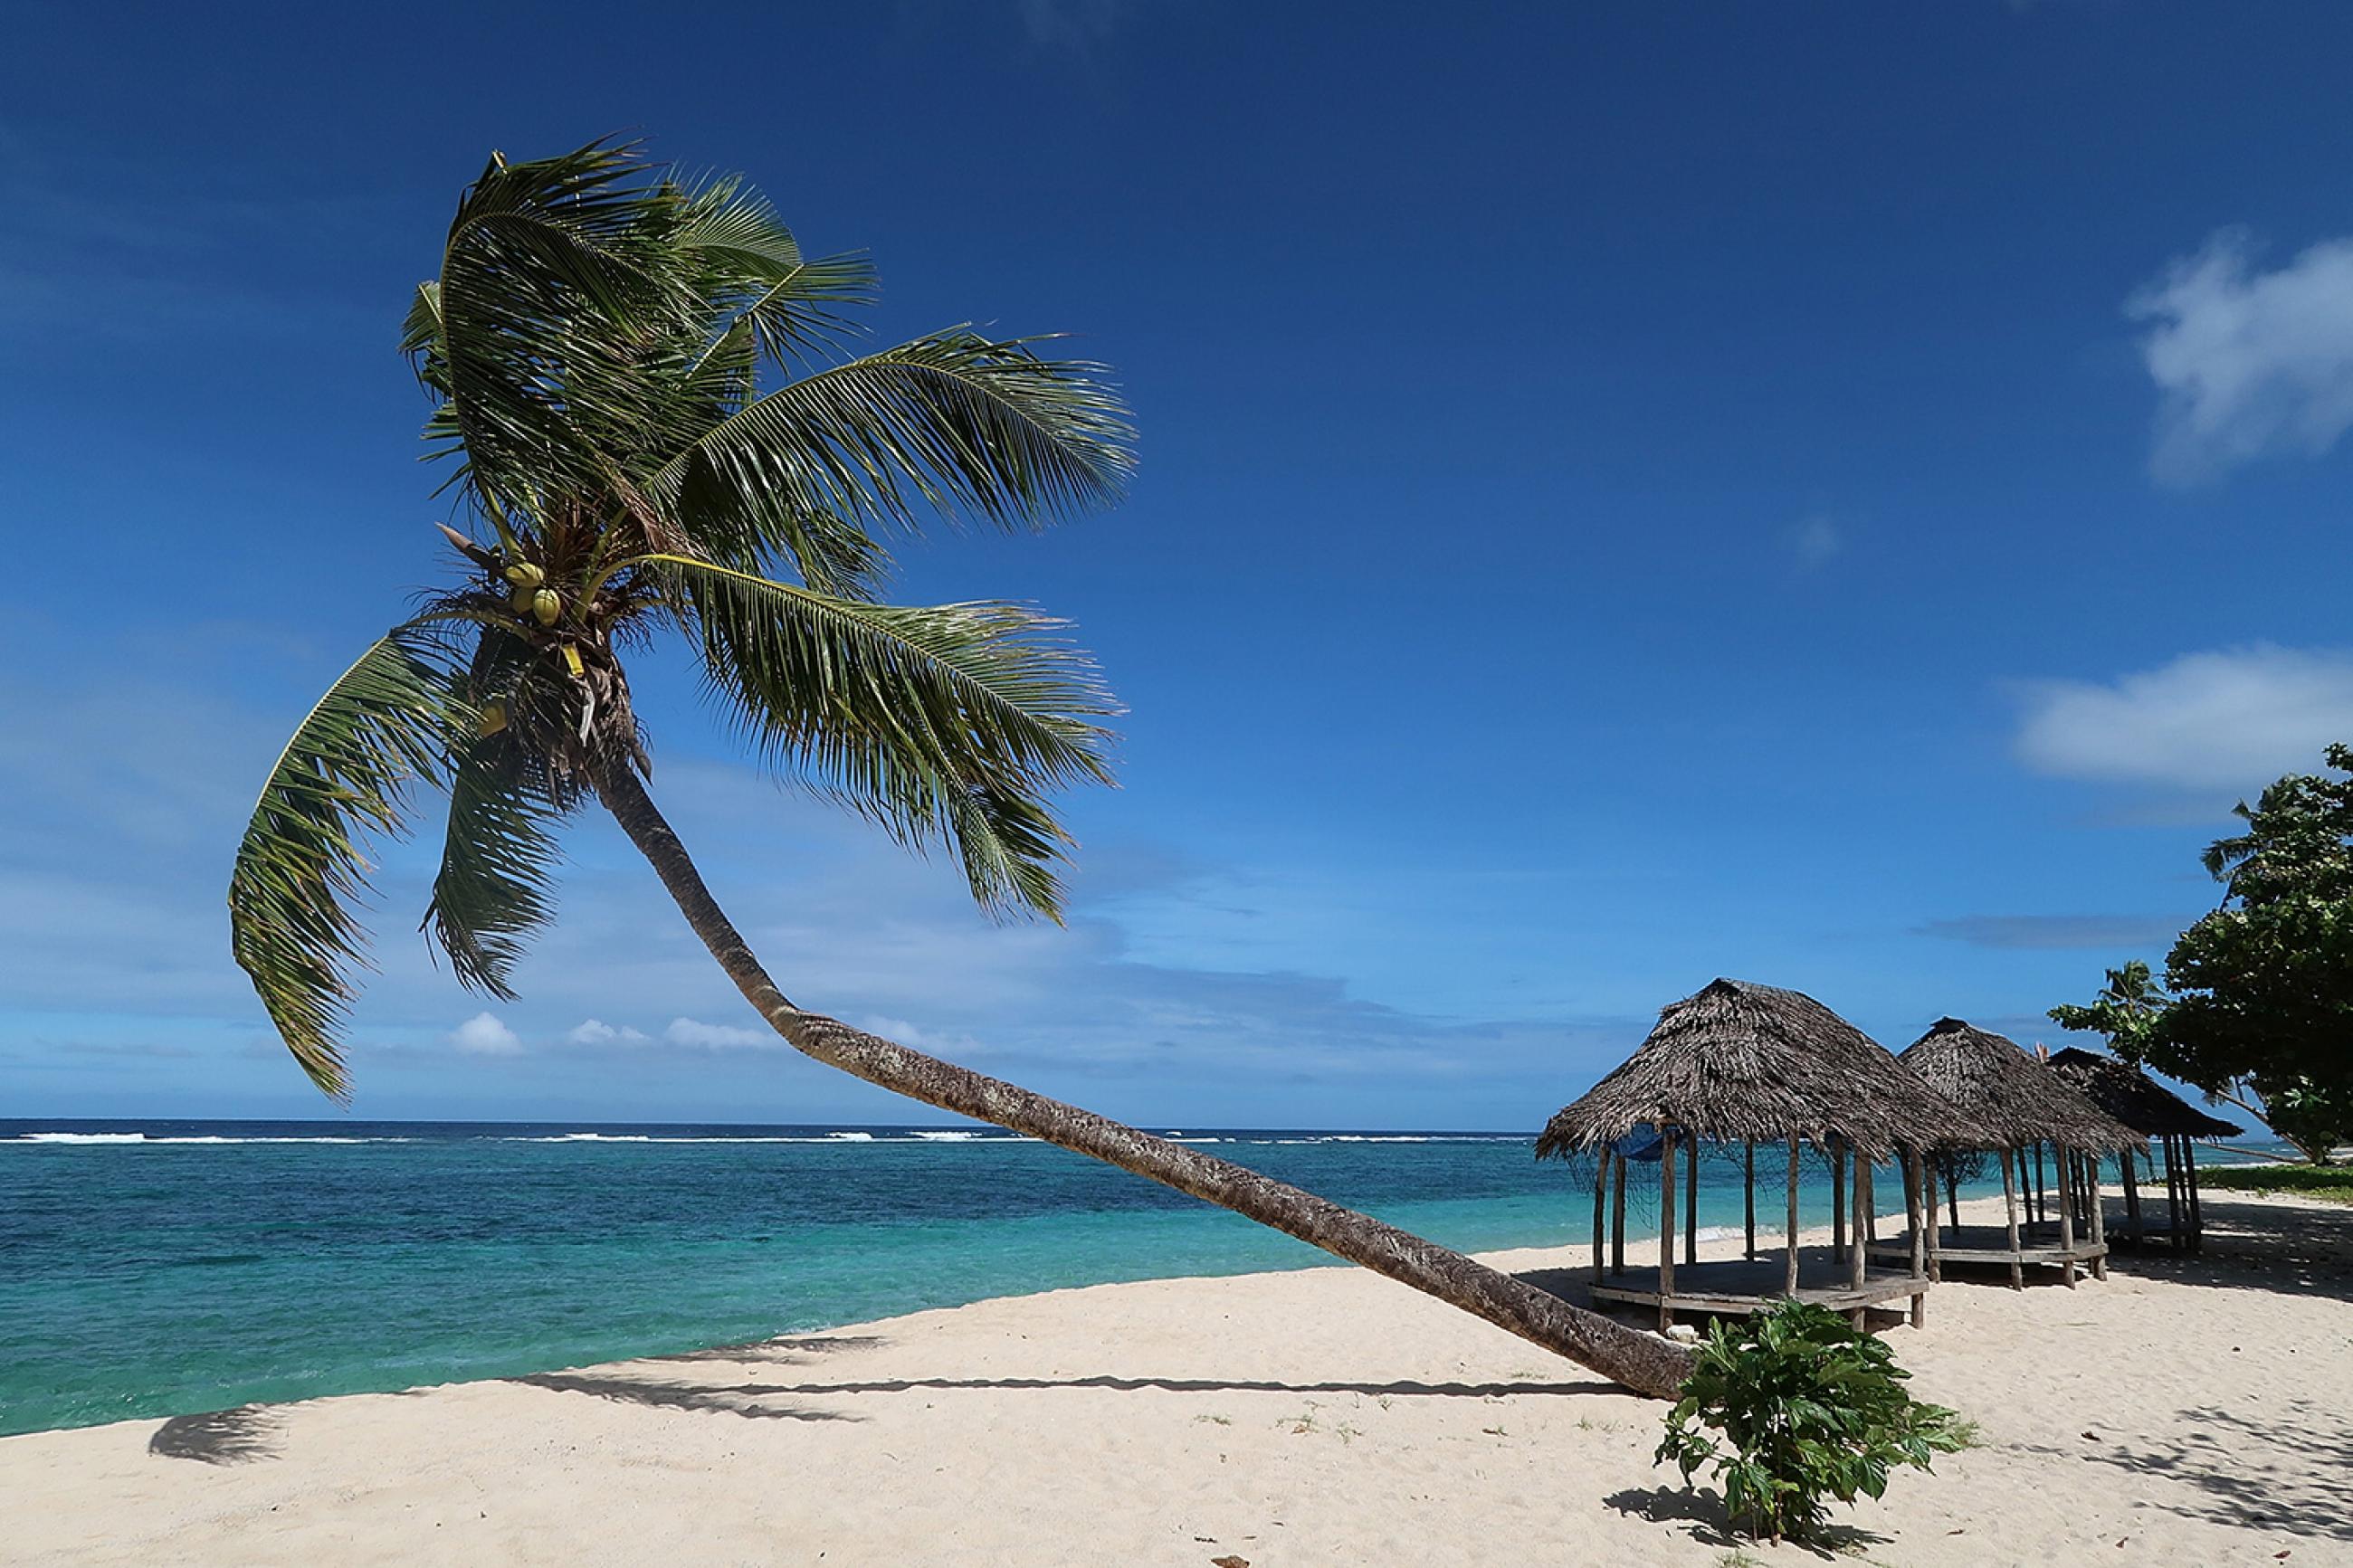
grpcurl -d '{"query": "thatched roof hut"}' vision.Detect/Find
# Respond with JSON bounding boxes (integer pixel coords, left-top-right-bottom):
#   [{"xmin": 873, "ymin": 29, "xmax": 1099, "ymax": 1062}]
[
  {"xmin": 2046, "ymin": 1048, "xmax": 2243, "ymax": 1138},
  {"xmin": 1537, "ymin": 978, "xmax": 1982, "ymax": 1161},
  {"xmin": 1900, "ymin": 1020, "xmax": 2140, "ymax": 1153}
]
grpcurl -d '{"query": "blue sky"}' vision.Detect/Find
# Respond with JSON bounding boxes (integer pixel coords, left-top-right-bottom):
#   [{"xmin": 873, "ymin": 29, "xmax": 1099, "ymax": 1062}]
[{"xmin": 5, "ymin": 2, "xmax": 2351, "ymax": 1127}]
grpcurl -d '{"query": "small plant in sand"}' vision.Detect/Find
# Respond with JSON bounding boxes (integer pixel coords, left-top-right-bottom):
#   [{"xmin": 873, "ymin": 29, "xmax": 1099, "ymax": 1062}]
[{"xmin": 1655, "ymin": 1299, "xmax": 1966, "ymax": 1544}]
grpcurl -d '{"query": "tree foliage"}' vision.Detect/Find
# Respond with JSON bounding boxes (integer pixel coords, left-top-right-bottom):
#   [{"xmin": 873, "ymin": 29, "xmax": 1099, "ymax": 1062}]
[
  {"xmin": 1655, "ymin": 1299, "xmax": 1967, "ymax": 1544},
  {"xmin": 228, "ymin": 140, "xmax": 1131, "ymax": 1096},
  {"xmin": 2052, "ymin": 744, "xmax": 2353, "ymax": 1164},
  {"xmin": 2046, "ymin": 958, "xmax": 2166, "ymax": 1056},
  {"xmin": 2158, "ymin": 745, "xmax": 2353, "ymax": 1163}
]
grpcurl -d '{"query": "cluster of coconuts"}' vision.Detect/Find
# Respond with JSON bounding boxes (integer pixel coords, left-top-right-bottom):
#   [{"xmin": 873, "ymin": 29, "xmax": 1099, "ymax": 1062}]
[{"xmin": 504, "ymin": 561, "xmax": 563, "ymax": 627}]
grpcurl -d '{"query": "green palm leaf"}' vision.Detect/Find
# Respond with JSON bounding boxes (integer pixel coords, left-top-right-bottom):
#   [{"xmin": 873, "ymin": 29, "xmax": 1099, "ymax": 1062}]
[
  {"xmin": 421, "ymin": 141, "xmax": 697, "ymax": 516},
  {"xmin": 227, "ymin": 629, "xmax": 466, "ymax": 1097},
  {"xmin": 672, "ymin": 176, "xmax": 878, "ymax": 364},
  {"xmin": 643, "ymin": 554, "xmax": 1118, "ymax": 917},
  {"xmin": 649, "ymin": 332, "xmax": 1134, "ymax": 571},
  {"xmin": 423, "ymin": 729, "xmax": 574, "ymax": 1001}
]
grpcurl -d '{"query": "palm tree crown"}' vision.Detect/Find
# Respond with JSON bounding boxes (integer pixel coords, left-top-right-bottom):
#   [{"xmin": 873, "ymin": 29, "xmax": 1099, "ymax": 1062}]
[{"xmin": 229, "ymin": 140, "xmax": 1133, "ymax": 1096}]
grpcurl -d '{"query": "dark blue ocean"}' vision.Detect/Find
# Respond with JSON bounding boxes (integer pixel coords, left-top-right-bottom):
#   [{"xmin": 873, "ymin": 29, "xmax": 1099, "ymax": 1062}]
[{"xmin": 0, "ymin": 1119, "xmax": 2279, "ymax": 1437}]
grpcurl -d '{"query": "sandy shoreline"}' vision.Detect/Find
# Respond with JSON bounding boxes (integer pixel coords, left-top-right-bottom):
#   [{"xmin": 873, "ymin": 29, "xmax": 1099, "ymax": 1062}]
[{"xmin": 7, "ymin": 1188, "xmax": 2350, "ymax": 1566}]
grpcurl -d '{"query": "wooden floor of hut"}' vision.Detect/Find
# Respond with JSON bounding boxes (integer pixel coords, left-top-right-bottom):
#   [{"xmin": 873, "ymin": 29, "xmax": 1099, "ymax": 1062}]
[
  {"xmin": 1585, "ymin": 1257, "xmax": 1929, "ymax": 1326},
  {"xmin": 1868, "ymin": 1221, "xmax": 2106, "ymax": 1278}
]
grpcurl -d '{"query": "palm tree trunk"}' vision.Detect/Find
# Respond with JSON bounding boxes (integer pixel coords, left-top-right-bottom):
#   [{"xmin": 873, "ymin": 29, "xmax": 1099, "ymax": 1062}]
[{"xmin": 593, "ymin": 759, "xmax": 1692, "ymax": 1399}]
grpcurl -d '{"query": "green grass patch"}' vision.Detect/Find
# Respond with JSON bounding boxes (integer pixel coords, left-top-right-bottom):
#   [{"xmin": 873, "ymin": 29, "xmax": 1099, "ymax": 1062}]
[{"xmin": 2198, "ymin": 1164, "xmax": 2353, "ymax": 1203}]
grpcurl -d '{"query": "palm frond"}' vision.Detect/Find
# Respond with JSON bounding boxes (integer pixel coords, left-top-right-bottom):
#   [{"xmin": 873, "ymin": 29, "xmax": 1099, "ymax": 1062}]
[
  {"xmin": 643, "ymin": 554, "xmax": 1118, "ymax": 917},
  {"xmin": 424, "ymin": 140, "xmax": 698, "ymax": 515},
  {"xmin": 646, "ymin": 332, "xmax": 1134, "ymax": 568},
  {"xmin": 671, "ymin": 173, "xmax": 806, "ymax": 271},
  {"xmin": 943, "ymin": 780, "xmax": 1072, "ymax": 920},
  {"xmin": 672, "ymin": 176, "xmax": 877, "ymax": 362},
  {"xmin": 736, "ymin": 253, "xmax": 880, "ymax": 366},
  {"xmin": 682, "ymin": 316, "xmax": 760, "ymax": 419},
  {"xmin": 423, "ymin": 734, "xmax": 573, "ymax": 999},
  {"xmin": 421, "ymin": 626, "xmax": 576, "ymax": 996},
  {"xmin": 227, "ymin": 628, "xmax": 465, "ymax": 1096},
  {"xmin": 400, "ymin": 280, "xmax": 446, "ymax": 385}
]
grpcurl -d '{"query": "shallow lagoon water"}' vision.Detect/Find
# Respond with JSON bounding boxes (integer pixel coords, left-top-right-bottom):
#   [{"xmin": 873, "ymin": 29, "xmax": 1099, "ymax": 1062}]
[{"xmin": 1, "ymin": 1118, "xmax": 2252, "ymax": 1435}]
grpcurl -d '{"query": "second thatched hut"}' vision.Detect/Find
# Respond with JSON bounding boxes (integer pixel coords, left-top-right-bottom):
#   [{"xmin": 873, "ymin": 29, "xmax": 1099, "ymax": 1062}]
[{"xmin": 1890, "ymin": 1019, "xmax": 2140, "ymax": 1288}]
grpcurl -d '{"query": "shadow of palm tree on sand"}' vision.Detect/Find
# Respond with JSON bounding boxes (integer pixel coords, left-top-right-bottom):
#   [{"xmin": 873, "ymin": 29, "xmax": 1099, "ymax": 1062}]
[{"xmin": 148, "ymin": 1405, "xmax": 282, "ymax": 1465}]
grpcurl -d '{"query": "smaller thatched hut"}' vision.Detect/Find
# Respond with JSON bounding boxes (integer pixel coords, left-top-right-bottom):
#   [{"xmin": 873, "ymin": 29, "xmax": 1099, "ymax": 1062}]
[
  {"xmin": 2049, "ymin": 1047, "xmax": 2242, "ymax": 1254},
  {"xmin": 1538, "ymin": 979, "xmax": 1985, "ymax": 1331},
  {"xmin": 1891, "ymin": 1020, "xmax": 2140, "ymax": 1288}
]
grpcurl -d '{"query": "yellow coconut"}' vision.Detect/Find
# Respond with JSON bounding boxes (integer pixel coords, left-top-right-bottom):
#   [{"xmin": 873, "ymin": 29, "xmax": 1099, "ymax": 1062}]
[{"xmin": 530, "ymin": 588, "xmax": 562, "ymax": 626}]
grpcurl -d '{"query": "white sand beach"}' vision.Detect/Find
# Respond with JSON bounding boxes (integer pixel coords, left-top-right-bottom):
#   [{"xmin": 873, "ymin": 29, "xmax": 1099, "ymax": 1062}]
[{"xmin": 7, "ymin": 1188, "xmax": 2349, "ymax": 1567}]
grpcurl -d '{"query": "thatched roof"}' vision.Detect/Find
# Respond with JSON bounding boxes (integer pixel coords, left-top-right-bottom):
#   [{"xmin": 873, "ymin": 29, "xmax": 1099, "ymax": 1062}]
[
  {"xmin": 1899, "ymin": 1019, "xmax": 2141, "ymax": 1153},
  {"xmin": 1536, "ymin": 978, "xmax": 1985, "ymax": 1161},
  {"xmin": 2047, "ymin": 1047, "xmax": 2243, "ymax": 1139}
]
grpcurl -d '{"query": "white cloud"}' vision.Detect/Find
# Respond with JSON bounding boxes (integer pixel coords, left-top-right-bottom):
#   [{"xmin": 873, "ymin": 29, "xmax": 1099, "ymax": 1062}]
[
  {"xmin": 663, "ymin": 1017, "xmax": 772, "ymax": 1050},
  {"xmin": 2130, "ymin": 230, "xmax": 2353, "ymax": 482},
  {"xmin": 2015, "ymin": 646, "xmax": 2353, "ymax": 792},
  {"xmin": 449, "ymin": 1012, "xmax": 524, "ymax": 1056},
  {"xmin": 1787, "ymin": 515, "xmax": 1842, "ymax": 568},
  {"xmin": 567, "ymin": 1018, "xmax": 648, "ymax": 1046}
]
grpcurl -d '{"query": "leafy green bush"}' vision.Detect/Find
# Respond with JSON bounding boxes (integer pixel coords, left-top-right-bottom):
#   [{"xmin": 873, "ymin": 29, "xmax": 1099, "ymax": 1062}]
[{"xmin": 1655, "ymin": 1299, "xmax": 1967, "ymax": 1543}]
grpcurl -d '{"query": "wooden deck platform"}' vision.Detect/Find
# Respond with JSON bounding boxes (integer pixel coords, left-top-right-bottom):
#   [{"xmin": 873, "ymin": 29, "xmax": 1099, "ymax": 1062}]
[
  {"xmin": 1586, "ymin": 1258, "xmax": 1929, "ymax": 1328},
  {"xmin": 1868, "ymin": 1222, "xmax": 2107, "ymax": 1284}
]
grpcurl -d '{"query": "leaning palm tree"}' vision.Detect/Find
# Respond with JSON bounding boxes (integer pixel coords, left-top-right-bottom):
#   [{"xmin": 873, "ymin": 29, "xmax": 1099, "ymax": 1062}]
[{"xmin": 226, "ymin": 140, "xmax": 1689, "ymax": 1398}]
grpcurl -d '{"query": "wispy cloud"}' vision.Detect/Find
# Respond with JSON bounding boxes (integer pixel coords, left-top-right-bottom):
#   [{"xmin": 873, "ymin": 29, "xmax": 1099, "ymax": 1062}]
[
  {"xmin": 567, "ymin": 1019, "xmax": 649, "ymax": 1046},
  {"xmin": 0, "ymin": 658, "xmax": 1649, "ymax": 1124},
  {"xmin": 2130, "ymin": 230, "xmax": 2353, "ymax": 483},
  {"xmin": 1786, "ymin": 515, "xmax": 1843, "ymax": 569},
  {"xmin": 1914, "ymin": 915, "xmax": 2188, "ymax": 951},
  {"xmin": 0, "ymin": 130, "xmax": 399, "ymax": 339},
  {"xmin": 2014, "ymin": 645, "xmax": 2353, "ymax": 794},
  {"xmin": 663, "ymin": 1017, "xmax": 775, "ymax": 1050}
]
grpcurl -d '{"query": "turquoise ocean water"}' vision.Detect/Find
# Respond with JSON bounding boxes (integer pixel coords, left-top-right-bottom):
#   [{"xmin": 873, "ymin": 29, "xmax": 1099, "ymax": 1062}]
[{"xmin": 0, "ymin": 1119, "xmax": 2278, "ymax": 1437}]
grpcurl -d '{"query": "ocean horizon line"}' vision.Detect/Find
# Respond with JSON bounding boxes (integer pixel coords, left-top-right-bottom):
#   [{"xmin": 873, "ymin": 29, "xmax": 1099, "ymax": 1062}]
[
  {"xmin": 2, "ymin": 1116, "xmax": 2289, "ymax": 1148},
  {"xmin": 0, "ymin": 1116, "xmax": 1552, "ymax": 1144}
]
